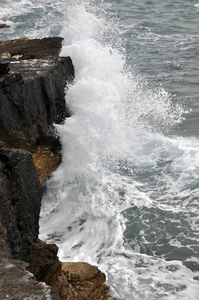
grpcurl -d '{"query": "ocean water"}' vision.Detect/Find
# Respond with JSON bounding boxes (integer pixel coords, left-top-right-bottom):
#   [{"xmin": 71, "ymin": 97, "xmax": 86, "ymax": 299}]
[{"xmin": 1, "ymin": 0, "xmax": 199, "ymax": 299}]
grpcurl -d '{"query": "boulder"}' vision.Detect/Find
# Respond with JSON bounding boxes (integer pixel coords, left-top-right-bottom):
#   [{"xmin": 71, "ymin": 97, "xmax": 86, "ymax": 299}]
[
  {"xmin": 53, "ymin": 262, "xmax": 113, "ymax": 300},
  {"xmin": 62, "ymin": 262, "xmax": 106, "ymax": 284}
]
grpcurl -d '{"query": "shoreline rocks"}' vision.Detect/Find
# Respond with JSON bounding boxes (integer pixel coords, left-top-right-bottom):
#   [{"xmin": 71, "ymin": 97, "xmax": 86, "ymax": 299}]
[
  {"xmin": 0, "ymin": 37, "xmax": 117, "ymax": 299},
  {"xmin": 0, "ymin": 142, "xmax": 116, "ymax": 299},
  {"xmin": 0, "ymin": 145, "xmax": 59, "ymax": 300},
  {"xmin": 29, "ymin": 239, "xmax": 116, "ymax": 300}
]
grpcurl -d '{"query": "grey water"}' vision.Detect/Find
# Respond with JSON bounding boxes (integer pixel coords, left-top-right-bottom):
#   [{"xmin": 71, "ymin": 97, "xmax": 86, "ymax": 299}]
[
  {"xmin": 112, "ymin": 0, "xmax": 199, "ymax": 137},
  {"xmin": 1, "ymin": 1, "xmax": 199, "ymax": 299}
]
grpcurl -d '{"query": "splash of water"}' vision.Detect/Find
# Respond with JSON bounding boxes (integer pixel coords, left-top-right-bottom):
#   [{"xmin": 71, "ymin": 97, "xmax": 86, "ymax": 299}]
[{"xmin": 39, "ymin": 1, "xmax": 199, "ymax": 299}]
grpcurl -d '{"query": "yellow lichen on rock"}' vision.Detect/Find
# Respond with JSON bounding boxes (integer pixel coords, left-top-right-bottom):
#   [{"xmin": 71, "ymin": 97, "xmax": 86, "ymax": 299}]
[{"xmin": 32, "ymin": 146, "xmax": 61, "ymax": 184}]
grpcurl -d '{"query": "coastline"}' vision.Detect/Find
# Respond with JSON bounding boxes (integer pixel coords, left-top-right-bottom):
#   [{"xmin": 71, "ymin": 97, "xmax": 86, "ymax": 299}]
[{"xmin": 0, "ymin": 36, "xmax": 118, "ymax": 299}]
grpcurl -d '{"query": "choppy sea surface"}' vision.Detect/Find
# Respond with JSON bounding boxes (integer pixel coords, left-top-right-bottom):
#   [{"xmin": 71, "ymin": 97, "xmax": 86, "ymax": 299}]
[{"xmin": 1, "ymin": 0, "xmax": 199, "ymax": 299}]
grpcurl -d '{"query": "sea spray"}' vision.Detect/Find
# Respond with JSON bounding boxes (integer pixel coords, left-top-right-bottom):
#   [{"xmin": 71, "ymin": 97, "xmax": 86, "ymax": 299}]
[{"xmin": 39, "ymin": 1, "xmax": 199, "ymax": 299}]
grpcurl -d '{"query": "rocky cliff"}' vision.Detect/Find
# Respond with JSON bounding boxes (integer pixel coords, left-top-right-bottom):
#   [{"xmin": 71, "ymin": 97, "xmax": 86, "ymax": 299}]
[
  {"xmin": 0, "ymin": 37, "xmax": 74, "ymax": 150},
  {"xmin": 0, "ymin": 143, "xmax": 60, "ymax": 300},
  {"xmin": 0, "ymin": 37, "xmax": 117, "ymax": 299}
]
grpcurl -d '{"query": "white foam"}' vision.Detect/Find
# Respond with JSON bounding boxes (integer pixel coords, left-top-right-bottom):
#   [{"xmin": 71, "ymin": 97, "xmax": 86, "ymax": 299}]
[{"xmin": 39, "ymin": 1, "xmax": 199, "ymax": 299}]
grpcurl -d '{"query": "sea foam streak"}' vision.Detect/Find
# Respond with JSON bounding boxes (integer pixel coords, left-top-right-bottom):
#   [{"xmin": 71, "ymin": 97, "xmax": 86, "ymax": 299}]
[{"xmin": 39, "ymin": 1, "xmax": 199, "ymax": 299}]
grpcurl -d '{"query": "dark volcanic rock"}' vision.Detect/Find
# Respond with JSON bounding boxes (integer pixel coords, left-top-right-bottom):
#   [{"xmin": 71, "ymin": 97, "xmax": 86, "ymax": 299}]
[
  {"xmin": 0, "ymin": 37, "xmax": 74, "ymax": 150},
  {"xmin": 0, "ymin": 145, "xmax": 42, "ymax": 262}
]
